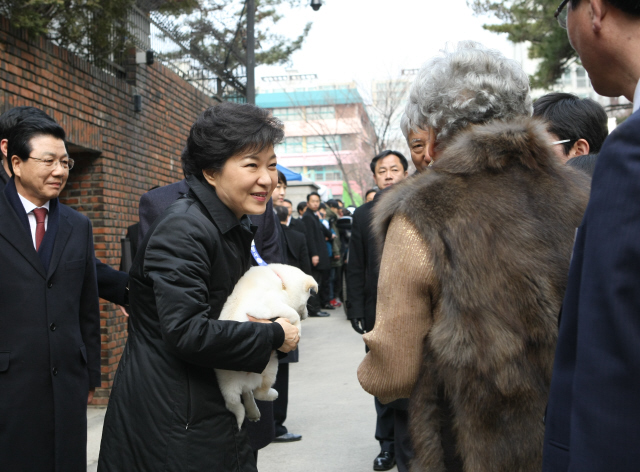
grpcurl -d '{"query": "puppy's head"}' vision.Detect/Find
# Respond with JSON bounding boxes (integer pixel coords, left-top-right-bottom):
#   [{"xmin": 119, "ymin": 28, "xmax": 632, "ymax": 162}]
[{"xmin": 269, "ymin": 264, "xmax": 318, "ymax": 320}]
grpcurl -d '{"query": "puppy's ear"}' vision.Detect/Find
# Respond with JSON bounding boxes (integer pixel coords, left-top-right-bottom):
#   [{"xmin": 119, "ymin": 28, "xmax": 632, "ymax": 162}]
[{"xmin": 306, "ymin": 279, "xmax": 319, "ymax": 294}]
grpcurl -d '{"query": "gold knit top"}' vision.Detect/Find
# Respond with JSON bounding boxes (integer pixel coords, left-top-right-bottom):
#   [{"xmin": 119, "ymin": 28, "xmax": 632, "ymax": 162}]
[{"xmin": 357, "ymin": 214, "xmax": 436, "ymax": 404}]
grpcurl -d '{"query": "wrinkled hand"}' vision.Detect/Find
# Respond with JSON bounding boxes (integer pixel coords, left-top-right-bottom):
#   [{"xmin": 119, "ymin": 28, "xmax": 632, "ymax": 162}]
[
  {"xmin": 247, "ymin": 316, "xmax": 300, "ymax": 353},
  {"xmin": 312, "ymin": 256, "xmax": 320, "ymax": 266},
  {"xmin": 351, "ymin": 318, "xmax": 366, "ymax": 335},
  {"xmin": 274, "ymin": 318, "xmax": 300, "ymax": 353},
  {"xmin": 118, "ymin": 305, "xmax": 129, "ymax": 317}
]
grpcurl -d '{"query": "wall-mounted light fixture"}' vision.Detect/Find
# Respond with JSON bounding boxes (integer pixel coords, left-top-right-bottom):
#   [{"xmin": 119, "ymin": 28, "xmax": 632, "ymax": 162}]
[
  {"xmin": 134, "ymin": 95, "xmax": 142, "ymax": 113},
  {"xmin": 135, "ymin": 50, "xmax": 154, "ymax": 65}
]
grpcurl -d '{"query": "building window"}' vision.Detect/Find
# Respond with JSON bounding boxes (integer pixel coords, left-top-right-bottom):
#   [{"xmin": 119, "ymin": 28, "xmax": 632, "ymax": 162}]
[
  {"xmin": 289, "ymin": 165, "xmax": 342, "ymax": 182},
  {"xmin": 273, "ymin": 107, "xmax": 303, "ymax": 121},
  {"xmin": 278, "ymin": 137, "xmax": 303, "ymax": 154},
  {"xmin": 306, "ymin": 106, "xmax": 335, "ymax": 120},
  {"xmin": 307, "ymin": 135, "xmax": 341, "ymax": 153}
]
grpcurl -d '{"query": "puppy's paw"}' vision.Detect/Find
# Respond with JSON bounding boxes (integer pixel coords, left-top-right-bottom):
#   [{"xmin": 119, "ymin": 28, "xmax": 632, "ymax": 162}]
[
  {"xmin": 265, "ymin": 388, "xmax": 278, "ymax": 401},
  {"xmin": 247, "ymin": 411, "xmax": 261, "ymax": 422}
]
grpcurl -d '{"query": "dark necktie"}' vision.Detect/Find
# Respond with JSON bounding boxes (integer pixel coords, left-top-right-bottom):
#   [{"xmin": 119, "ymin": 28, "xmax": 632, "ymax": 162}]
[{"xmin": 33, "ymin": 207, "xmax": 48, "ymax": 251}]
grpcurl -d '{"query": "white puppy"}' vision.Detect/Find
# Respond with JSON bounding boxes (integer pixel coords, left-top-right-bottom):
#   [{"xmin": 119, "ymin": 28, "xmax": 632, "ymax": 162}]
[{"xmin": 215, "ymin": 263, "xmax": 318, "ymax": 430}]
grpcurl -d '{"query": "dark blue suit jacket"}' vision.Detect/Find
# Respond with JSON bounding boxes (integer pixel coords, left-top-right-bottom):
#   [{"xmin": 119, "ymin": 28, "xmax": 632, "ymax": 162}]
[
  {"xmin": 543, "ymin": 109, "xmax": 640, "ymax": 471},
  {"xmin": 0, "ymin": 178, "xmax": 101, "ymax": 472}
]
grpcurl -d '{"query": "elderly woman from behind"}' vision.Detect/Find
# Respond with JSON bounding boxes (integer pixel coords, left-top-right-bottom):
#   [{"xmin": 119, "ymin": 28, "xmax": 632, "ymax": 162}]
[
  {"xmin": 357, "ymin": 42, "xmax": 590, "ymax": 472},
  {"xmin": 99, "ymin": 103, "xmax": 299, "ymax": 472}
]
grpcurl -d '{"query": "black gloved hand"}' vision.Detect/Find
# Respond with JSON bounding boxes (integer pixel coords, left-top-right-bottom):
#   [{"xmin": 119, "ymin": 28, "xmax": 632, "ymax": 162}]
[{"xmin": 351, "ymin": 318, "xmax": 366, "ymax": 335}]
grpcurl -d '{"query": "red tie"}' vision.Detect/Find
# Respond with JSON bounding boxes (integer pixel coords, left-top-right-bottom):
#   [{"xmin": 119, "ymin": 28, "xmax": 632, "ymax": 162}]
[{"xmin": 33, "ymin": 208, "xmax": 47, "ymax": 251}]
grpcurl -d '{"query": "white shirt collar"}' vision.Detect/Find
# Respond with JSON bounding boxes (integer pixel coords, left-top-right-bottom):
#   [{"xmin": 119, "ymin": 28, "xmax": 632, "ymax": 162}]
[
  {"xmin": 633, "ymin": 78, "xmax": 640, "ymax": 113},
  {"xmin": 17, "ymin": 192, "xmax": 50, "ymax": 214}
]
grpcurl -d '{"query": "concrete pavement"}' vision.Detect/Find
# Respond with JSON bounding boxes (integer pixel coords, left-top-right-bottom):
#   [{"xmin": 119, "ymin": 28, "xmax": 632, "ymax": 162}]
[{"xmin": 87, "ymin": 306, "xmax": 397, "ymax": 471}]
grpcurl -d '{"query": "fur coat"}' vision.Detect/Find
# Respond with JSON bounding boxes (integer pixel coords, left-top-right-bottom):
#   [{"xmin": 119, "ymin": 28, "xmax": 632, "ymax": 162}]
[{"xmin": 368, "ymin": 118, "xmax": 590, "ymax": 472}]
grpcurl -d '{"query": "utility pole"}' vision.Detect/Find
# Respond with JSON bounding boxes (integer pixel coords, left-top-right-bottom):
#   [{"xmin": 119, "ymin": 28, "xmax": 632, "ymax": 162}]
[
  {"xmin": 246, "ymin": 0, "xmax": 256, "ymax": 104},
  {"xmin": 246, "ymin": 0, "xmax": 321, "ymax": 104}
]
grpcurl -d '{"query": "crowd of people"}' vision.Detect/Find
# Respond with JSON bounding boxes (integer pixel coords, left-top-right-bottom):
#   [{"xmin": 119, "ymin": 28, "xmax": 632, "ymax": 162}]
[{"xmin": 1, "ymin": 0, "xmax": 640, "ymax": 471}]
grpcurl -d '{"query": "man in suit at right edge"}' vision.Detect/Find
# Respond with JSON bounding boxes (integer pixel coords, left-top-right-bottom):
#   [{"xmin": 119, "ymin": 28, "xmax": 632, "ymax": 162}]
[{"xmin": 543, "ymin": 1, "xmax": 640, "ymax": 471}]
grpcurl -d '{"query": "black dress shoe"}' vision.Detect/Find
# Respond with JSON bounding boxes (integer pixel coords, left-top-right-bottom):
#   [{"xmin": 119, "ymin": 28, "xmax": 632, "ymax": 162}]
[
  {"xmin": 373, "ymin": 451, "xmax": 396, "ymax": 471},
  {"xmin": 321, "ymin": 304, "xmax": 335, "ymax": 310},
  {"xmin": 309, "ymin": 311, "xmax": 330, "ymax": 317},
  {"xmin": 273, "ymin": 432, "xmax": 302, "ymax": 442}
]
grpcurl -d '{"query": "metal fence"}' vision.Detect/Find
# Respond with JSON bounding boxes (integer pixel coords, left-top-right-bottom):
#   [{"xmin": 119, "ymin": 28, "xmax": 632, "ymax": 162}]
[{"xmin": 43, "ymin": 3, "xmax": 247, "ymax": 101}]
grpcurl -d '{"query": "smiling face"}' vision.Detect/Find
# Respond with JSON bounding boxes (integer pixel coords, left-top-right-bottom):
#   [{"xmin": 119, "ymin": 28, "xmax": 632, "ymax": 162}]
[
  {"xmin": 373, "ymin": 154, "xmax": 408, "ymax": 189},
  {"xmin": 203, "ymin": 144, "xmax": 277, "ymax": 219},
  {"xmin": 12, "ymin": 134, "xmax": 69, "ymax": 207}
]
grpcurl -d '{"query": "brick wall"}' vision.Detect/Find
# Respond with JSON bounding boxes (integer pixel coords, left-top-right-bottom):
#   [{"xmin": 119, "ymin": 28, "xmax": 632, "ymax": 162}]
[{"xmin": 0, "ymin": 17, "xmax": 218, "ymax": 404}]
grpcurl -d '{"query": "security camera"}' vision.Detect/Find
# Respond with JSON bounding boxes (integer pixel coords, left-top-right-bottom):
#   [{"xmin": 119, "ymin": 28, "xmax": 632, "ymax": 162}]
[{"xmin": 310, "ymin": 0, "xmax": 322, "ymax": 11}]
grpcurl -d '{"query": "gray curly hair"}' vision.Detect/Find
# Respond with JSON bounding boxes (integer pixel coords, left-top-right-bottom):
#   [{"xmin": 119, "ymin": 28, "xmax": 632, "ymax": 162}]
[{"xmin": 405, "ymin": 41, "xmax": 532, "ymax": 149}]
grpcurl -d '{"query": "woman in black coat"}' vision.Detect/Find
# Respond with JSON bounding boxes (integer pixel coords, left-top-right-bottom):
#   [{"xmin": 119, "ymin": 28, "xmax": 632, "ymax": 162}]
[{"xmin": 98, "ymin": 103, "xmax": 300, "ymax": 472}]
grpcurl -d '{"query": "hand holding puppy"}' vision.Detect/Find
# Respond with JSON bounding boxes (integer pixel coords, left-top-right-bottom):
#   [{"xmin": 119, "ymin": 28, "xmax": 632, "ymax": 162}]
[{"xmin": 247, "ymin": 316, "xmax": 300, "ymax": 353}]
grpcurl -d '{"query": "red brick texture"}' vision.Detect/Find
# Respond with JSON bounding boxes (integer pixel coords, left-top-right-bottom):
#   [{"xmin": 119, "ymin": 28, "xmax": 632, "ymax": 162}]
[{"xmin": 0, "ymin": 17, "xmax": 218, "ymax": 404}]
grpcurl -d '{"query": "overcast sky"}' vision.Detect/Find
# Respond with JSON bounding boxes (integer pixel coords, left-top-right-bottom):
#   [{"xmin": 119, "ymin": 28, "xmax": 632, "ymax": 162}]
[{"xmin": 256, "ymin": 0, "xmax": 514, "ymax": 87}]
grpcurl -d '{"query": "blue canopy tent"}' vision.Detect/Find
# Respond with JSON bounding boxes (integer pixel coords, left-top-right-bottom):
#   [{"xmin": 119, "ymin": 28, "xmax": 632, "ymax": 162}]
[{"xmin": 277, "ymin": 164, "xmax": 303, "ymax": 181}]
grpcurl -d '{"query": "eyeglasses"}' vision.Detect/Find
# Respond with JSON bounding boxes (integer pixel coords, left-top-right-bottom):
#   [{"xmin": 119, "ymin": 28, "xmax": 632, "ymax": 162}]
[
  {"xmin": 551, "ymin": 139, "xmax": 572, "ymax": 145},
  {"xmin": 29, "ymin": 156, "xmax": 75, "ymax": 170},
  {"xmin": 555, "ymin": 0, "xmax": 570, "ymax": 29}
]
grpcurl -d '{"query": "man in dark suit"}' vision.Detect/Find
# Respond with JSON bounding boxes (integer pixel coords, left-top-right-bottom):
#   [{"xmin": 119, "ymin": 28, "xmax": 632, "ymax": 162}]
[
  {"xmin": 0, "ymin": 116, "xmax": 101, "ymax": 471},
  {"xmin": 347, "ymin": 150, "xmax": 410, "ymax": 472},
  {"xmin": 0, "ymin": 107, "xmax": 130, "ymax": 309},
  {"xmin": 543, "ymin": 2, "xmax": 640, "ymax": 471},
  {"xmin": 270, "ymin": 204, "xmax": 310, "ymax": 443},
  {"xmin": 301, "ymin": 191, "xmax": 333, "ymax": 315}
]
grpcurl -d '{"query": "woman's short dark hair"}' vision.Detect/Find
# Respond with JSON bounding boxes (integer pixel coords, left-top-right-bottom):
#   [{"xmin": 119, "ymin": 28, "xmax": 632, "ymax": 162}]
[
  {"xmin": 365, "ymin": 188, "xmax": 377, "ymax": 198},
  {"xmin": 277, "ymin": 170, "xmax": 287, "ymax": 186},
  {"xmin": 181, "ymin": 102, "xmax": 284, "ymax": 178}
]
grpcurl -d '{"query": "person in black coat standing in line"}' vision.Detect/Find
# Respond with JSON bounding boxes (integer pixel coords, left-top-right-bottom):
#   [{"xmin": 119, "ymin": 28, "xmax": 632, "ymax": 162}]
[
  {"xmin": 347, "ymin": 150, "xmax": 410, "ymax": 471},
  {"xmin": 99, "ymin": 103, "xmax": 300, "ymax": 472},
  {"xmin": 302, "ymin": 191, "xmax": 333, "ymax": 316},
  {"xmin": 270, "ymin": 204, "xmax": 311, "ymax": 443},
  {"xmin": 0, "ymin": 116, "xmax": 101, "ymax": 471}
]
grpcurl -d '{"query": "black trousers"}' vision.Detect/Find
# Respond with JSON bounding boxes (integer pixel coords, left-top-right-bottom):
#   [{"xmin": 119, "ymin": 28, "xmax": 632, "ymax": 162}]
[
  {"xmin": 394, "ymin": 408, "xmax": 413, "ymax": 472},
  {"xmin": 273, "ymin": 363, "xmax": 289, "ymax": 437},
  {"xmin": 375, "ymin": 398, "xmax": 414, "ymax": 472},
  {"xmin": 312, "ymin": 268, "xmax": 331, "ymax": 307},
  {"xmin": 331, "ymin": 265, "xmax": 343, "ymax": 300}
]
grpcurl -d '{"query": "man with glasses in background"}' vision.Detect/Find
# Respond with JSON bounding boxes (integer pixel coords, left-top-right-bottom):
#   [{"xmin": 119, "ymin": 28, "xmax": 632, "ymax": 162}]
[
  {"xmin": 533, "ymin": 92, "xmax": 609, "ymax": 163},
  {"xmin": 0, "ymin": 115, "xmax": 101, "ymax": 471},
  {"xmin": 544, "ymin": 1, "xmax": 640, "ymax": 471}
]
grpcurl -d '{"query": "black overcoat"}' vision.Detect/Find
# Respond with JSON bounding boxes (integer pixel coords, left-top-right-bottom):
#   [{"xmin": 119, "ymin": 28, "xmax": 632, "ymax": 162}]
[
  {"xmin": 301, "ymin": 210, "xmax": 331, "ymax": 271},
  {"xmin": 346, "ymin": 201, "xmax": 378, "ymax": 331},
  {"xmin": 0, "ymin": 180, "xmax": 101, "ymax": 472},
  {"xmin": 98, "ymin": 175, "xmax": 285, "ymax": 472}
]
